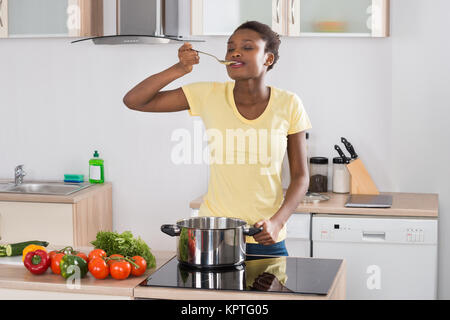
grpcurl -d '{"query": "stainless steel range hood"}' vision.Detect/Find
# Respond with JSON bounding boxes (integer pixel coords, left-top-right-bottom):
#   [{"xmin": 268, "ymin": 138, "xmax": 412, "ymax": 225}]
[{"xmin": 72, "ymin": 0, "xmax": 203, "ymax": 45}]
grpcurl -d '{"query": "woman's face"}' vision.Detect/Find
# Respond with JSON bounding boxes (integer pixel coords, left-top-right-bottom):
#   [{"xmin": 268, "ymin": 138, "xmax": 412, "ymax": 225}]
[{"xmin": 225, "ymin": 29, "xmax": 274, "ymax": 81}]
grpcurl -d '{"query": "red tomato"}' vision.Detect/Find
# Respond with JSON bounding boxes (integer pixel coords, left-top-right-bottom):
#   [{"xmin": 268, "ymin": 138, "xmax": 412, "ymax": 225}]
[
  {"xmin": 107, "ymin": 254, "xmax": 124, "ymax": 266},
  {"xmin": 88, "ymin": 257, "xmax": 109, "ymax": 279},
  {"xmin": 188, "ymin": 230, "xmax": 196, "ymax": 257},
  {"xmin": 50, "ymin": 253, "xmax": 65, "ymax": 275},
  {"xmin": 88, "ymin": 249, "xmax": 107, "ymax": 262},
  {"xmin": 48, "ymin": 250, "xmax": 58, "ymax": 262},
  {"xmin": 76, "ymin": 252, "xmax": 88, "ymax": 263},
  {"xmin": 110, "ymin": 261, "xmax": 131, "ymax": 280},
  {"xmin": 130, "ymin": 256, "xmax": 147, "ymax": 276}
]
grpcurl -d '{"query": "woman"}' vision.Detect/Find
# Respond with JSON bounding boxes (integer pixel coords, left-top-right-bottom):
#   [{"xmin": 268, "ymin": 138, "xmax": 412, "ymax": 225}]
[{"xmin": 123, "ymin": 21, "xmax": 311, "ymax": 256}]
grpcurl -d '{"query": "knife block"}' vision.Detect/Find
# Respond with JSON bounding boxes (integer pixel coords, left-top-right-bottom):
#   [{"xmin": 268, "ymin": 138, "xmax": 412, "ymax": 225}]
[{"xmin": 347, "ymin": 158, "xmax": 379, "ymax": 195}]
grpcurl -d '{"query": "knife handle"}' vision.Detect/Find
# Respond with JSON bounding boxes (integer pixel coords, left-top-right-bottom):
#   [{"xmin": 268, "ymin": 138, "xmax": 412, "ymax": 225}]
[
  {"xmin": 334, "ymin": 145, "xmax": 350, "ymax": 164},
  {"xmin": 341, "ymin": 137, "xmax": 358, "ymax": 159}
]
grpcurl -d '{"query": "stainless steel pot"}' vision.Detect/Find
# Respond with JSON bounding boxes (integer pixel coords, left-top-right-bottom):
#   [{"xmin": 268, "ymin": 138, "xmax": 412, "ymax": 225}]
[{"xmin": 161, "ymin": 216, "xmax": 262, "ymax": 268}]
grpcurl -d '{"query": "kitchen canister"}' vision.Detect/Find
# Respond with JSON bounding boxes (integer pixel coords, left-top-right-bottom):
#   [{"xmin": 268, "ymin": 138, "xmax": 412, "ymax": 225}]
[
  {"xmin": 309, "ymin": 157, "xmax": 329, "ymax": 193},
  {"xmin": 332, "ymin": 157, "xmax": 350, "ymax": 193}
]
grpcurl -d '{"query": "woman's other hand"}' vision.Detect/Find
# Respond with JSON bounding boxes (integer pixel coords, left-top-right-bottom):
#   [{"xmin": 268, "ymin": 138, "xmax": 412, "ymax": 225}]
[
  {"xmin": 253, "ymin": 219, "xmax": 282, "ymax": 245},
  {"xmin": 176, "ymin": 42, "xmax": 200, "ymax": 74}
]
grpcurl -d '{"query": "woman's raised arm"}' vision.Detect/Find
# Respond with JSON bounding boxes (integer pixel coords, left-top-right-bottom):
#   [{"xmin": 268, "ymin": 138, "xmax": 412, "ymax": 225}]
[{"xmin": 123, "ymin": 42, "xmax": 199, "ymax": 113}]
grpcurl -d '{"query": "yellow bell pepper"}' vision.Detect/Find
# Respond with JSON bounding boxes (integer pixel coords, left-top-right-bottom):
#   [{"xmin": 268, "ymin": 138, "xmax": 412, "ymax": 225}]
[{"xmin": 22, "ymin": 244, "xmax": 47, "ymax": 262}]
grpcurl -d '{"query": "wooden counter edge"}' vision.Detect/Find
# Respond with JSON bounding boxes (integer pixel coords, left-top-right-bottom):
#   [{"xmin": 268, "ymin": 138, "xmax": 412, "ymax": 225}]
[
  {"xmin": 327, "ymin": 259, "xmax": 346, "ymax": 300},
  {"xmin": 190, "ymin": 192, "xmax": 439, "ymax": 218},
  {"xmin": 0, "ymin": 250, "xmax": 175, "ymax": 299}
]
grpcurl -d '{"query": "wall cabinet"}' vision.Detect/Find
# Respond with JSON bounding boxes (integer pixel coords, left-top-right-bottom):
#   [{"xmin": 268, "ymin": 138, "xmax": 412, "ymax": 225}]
[
  {"xmin": 0, "ymin": 183, "xmax": 112, "ymax": 247},
  {"xmin": 0, "ymin": 0, "xmax": 103, "ymax": 38},
  {"xmin": 191, "ymin": 0, "xmax": 389, "ymax": 37},
  {"xmin": 191, "ymin": 0, "xmax": 283, "ymax": 36}
]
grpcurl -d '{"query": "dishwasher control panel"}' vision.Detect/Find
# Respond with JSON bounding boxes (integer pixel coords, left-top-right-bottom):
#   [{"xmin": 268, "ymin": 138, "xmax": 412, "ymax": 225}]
[
  {"xmin": 312, "ymin": 215, "xmax": 437, "ymax": 244},
  {"xmin": 406, "ymin": 228, "xmax": 424, "ymax": 242}
]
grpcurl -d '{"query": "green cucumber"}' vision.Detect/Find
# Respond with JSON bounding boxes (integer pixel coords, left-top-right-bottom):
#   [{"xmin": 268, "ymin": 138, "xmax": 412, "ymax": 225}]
[
  {"xmin": 0, "ymin": 246, "xmax": 6, "ymax": 257},
  {"xmin": 5, "ymin": 240, "xmax": 49, "ymax": 257}
]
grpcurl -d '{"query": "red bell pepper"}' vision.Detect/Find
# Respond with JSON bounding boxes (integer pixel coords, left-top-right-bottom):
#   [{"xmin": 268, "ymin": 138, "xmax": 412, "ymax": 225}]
[{"xmin": 23, "ymin": 249, "xmax": 50, "ymax": 275}]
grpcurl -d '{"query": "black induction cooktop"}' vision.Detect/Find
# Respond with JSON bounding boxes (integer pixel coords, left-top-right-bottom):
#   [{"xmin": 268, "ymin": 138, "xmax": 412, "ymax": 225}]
[{"xmin": 140, "ymin": 255, "xmax": 343, "ymax": 296}]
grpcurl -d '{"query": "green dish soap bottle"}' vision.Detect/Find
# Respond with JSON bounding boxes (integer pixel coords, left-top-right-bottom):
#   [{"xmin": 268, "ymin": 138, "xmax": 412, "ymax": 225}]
[{"xmin": 89, "ymin": 150, "xmax": 104, "ymax": 184}]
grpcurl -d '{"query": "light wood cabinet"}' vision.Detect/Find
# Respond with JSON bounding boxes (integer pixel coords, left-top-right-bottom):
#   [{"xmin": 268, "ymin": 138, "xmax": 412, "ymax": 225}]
[
  {"xmin": 0, "ymin": 183, "xmax": 112, "ymax": 247},
  {"xmin": 0, "ymin": 0, "xmax": 103, "ymax": 38},
  {"xmin": 191, "ymin": 0, "xmax": 389, "ymax": 38}
]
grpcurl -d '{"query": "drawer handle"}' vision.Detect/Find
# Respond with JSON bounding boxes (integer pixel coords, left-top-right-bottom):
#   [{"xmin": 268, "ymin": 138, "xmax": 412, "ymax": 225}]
[
  {"xmin": 291, "ymin": 0, "xmax": 295, "ymax": 25},
  {"xmin": 276, "ymin": 0, "xmax": 280, "ymax": 24},
  {"xmin": 0, "ymin": 0, "xmax": 3, "ymax": 28},
  {"xmin": 362, "ymin": 231, "xmax": 385, "ymax": 241}
]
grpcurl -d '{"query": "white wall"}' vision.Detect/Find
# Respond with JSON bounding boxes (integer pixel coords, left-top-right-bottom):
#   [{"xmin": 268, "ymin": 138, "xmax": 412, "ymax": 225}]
[
  {"xmin": 390, "ymin": 0, "xmax": 450, "ymax": 300},
  {"xmin": 0, "ymin": 0, "xmax": 448, "ymax": 298}
]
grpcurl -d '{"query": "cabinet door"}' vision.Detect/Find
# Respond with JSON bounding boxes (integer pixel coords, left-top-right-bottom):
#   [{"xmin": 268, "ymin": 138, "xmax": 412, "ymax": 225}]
[
  {"xmin": 0, "ymin": 201, "xmax": 74, "ymax": 245},
  {"xmin": 0, "ymin": 0, "xmax": 7, "ymax": 37},
  {"xmin": 288, "ymin": 0, "xmax": 389, "ymax": 37},
  {"xmin": 191, "ymin": 0, "xmax": 284, "ymax": 36},
  {"xmin": 6, "ymin": 0, "xmax": 103, "ymax": 38}
]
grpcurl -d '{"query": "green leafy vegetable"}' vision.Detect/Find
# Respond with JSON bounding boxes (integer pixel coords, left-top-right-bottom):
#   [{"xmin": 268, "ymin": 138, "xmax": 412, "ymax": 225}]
[{"xmin": 91, "ymin": 231, "xmax": 156, "ymax": 269}]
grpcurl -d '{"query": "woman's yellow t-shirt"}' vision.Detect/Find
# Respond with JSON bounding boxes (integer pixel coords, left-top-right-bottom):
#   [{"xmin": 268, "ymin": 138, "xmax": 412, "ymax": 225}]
[{"xmin": 182, "ymin": 81, "xmax": 312, "ymax": 243}]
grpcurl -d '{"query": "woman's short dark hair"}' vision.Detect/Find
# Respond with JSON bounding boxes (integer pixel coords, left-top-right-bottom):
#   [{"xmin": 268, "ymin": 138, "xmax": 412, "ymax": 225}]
[{"xmin": 234, "ymin": 21, "xmax": 281, "ymax": 71}]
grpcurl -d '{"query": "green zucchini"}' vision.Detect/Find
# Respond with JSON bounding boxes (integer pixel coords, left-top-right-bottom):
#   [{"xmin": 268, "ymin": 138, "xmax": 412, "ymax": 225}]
[{"xmin": 5, "ymin": 240, "xmax": 49, "ymax": 257}]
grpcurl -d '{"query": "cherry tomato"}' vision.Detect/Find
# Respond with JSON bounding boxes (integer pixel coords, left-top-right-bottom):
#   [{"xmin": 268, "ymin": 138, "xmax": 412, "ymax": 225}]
[
  {"xmin": 110, "ymin": 261, "xmax": 131, "ymax": 280},
  {"xmin": 107, "ymin": 254, "xmax": 124, "ymax": 266},
  {"xmin": 50, "ymin": 253, "xmax": 65, "ymax": 275},
  {"xmin": 76, "ymin": 252, "xmax": 89, "ymax": 263},
  {"xmin": 130, "ymin": 256, "xmax": 147, "ymax": 276},
  {"xmin": 88, "ymin": 249, "xmax": 107, "ymax": 262},
  {"xmin": 88, "ymin": 257, "xmax": 109, "ymax": 279}
]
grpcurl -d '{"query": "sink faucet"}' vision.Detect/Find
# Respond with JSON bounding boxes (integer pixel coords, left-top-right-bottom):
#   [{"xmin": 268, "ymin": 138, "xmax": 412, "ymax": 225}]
[{"xmin": 14, "ymin": 165, "xmax": 26, "ymax": 185}]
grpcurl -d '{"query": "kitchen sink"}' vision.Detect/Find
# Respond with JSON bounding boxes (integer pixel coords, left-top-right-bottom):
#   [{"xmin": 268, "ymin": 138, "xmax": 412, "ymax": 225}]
[{"xmin": 0, "ymin": 182, "xmax": 91, "ymax": 196}]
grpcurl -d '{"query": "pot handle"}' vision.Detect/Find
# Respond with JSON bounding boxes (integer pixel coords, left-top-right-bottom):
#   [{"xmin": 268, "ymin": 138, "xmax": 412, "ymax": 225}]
[
  {"xmin": 161, "ymin": 224, "xmax": 181, "ymax": 237},
  {"xmin": 243, "ymin": 226, "xmax": 263, "ymax": 236}
]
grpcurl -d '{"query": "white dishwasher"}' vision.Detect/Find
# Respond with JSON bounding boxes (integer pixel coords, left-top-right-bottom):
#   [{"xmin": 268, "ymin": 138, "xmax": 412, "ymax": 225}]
[{"xmin": 312, "ymin": 214, "xmax": 438, "ymax": 300}]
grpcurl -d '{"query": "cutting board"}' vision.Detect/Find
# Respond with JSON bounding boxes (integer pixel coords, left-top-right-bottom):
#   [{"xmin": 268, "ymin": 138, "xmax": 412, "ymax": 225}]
[{"xmin": 0, "ymin": 256, "xmax": 24, "ymax": 266}]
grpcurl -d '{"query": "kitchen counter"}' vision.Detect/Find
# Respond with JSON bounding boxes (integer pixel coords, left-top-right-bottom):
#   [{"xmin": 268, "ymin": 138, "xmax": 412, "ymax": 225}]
[
  {"xmin": 0, "ymin": 249, "xmax": 346, "ymax": 300},
  {"xmin": 0, "ymin": 180, "xmax": 112, "ymax": 204},
  {"xmin": 189, "ymin": 192, "xmax": 438, "ymax": 218},
  {"xmin": 0, "ymin": 249, "xmax": 174, "ymax": 300}
]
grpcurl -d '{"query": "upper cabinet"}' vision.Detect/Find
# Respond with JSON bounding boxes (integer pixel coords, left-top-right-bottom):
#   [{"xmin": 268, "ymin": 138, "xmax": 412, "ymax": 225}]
[
  {"xmin": 191, "ymin": 0, "xmax": 283, "ymax": 36},
  {"xmin": 191, "ymin": 0, "xmax": 390, "ymax": 38},
  {"xmin": 0, "ymin": 0, "xmax": 103, "ymax": 38}
]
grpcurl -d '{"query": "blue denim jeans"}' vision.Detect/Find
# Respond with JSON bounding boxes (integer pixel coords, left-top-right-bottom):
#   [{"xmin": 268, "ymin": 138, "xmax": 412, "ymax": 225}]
[{"xmin": 246, "ymin": 240, "xmax": 289, "ymax": 257}]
